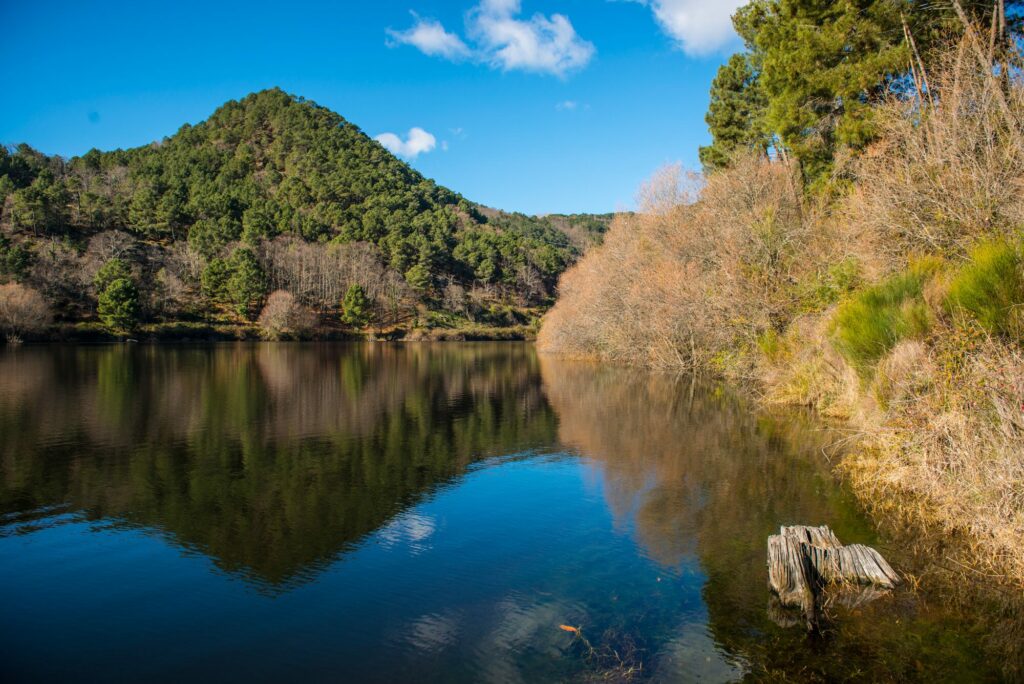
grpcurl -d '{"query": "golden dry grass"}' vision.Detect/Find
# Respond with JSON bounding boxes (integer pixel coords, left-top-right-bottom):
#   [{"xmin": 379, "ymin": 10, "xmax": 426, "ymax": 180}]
[{"xmin": 540, "ymin": 40, "xmax": 1024, "ymax": 587}]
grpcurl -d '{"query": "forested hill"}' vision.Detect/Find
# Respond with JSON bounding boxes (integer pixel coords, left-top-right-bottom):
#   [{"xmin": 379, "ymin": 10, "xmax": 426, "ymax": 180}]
[{"xmin": 0, "ymin": 88, "xmax": 612, "ymax": 339}]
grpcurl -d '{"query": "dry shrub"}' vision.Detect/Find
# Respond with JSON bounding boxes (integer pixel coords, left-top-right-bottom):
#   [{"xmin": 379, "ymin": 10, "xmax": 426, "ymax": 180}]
[
  {"xmin": 541, "ymin": 37, "xmax": 1024, "ymax": 589},
  {"xmin": 0, "ymin": 282, "xmax": 51, "ymax": 343},
  {"xmin": 845, "ymin": 44, "xmax": 1024, "ymax": 264},
  {"xmin": 257, "ymin": 290, "xmax": 317, "ymax": 340},
  {"xmin": 690, "ymin": 151, "xmax": 808, "ymax": 332},
  {"xmin": 870, "ymin": 340, "xmax": 936, "ymax": 411},
  {"xmin": 845, "ymin": 337, "xmax": 1024, "ymax": 586},
  {"xmin": 824, "ymin": 44, "xmax": 1024, "ymax": 585},
  {"xmin": 538, "ymin": 165, "xmax": 699, "ymax": 367},
  {"xmin": 759, "ymin": 314, "xmax": 861, "ymax": 417},
  {"xmin": 539, "ymin": 156, "xmax": 809, "ymax": 371}
]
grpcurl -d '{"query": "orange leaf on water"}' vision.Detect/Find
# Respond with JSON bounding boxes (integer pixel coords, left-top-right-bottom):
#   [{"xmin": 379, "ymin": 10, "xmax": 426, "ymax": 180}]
[{"xmin": 558, "ymin": 625, "xmax": 579, "ymax": 633}]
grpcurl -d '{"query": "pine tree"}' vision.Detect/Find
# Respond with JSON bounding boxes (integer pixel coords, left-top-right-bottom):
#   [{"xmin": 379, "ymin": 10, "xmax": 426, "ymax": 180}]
[
  {"xmin": 342, "ymin": 284, "xmax": 371, "ymax": 328},
  {"xmin": 699, "ymin": 53, "xmax": 769, "ymax": 171},
  {"xmin": 97, "ymin": 278, "xmax": 139, "ymax": 332},
  {"xmin": 731, "ymin": 0, "xmax": 910, "ymax": 181},
  {"xmin": 726, "ymin": 0, "xmax": 1019, "ymax": 183},
  {"xmin": 226, "ymin": 248, "xmax": 267, "ymax": 320},
  {"xmin": 404, "ymin": 263, "xmax": 433, "ymax": 293},
  {"xmin": 94, "ymin": 258, "xmax": 133, "ymax": 294}
]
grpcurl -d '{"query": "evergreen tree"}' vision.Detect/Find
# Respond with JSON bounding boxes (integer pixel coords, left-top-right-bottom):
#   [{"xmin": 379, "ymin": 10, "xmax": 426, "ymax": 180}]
[
  {"xmin": 342, "ymin": 284, "xmax": 370, "ymax": 328},
  {"xmin": 94, "ymin": 258, "xmax": 133, "ymax": 294},
  {"xmin": 404, "ymin": 263, "xmax": 433, "ymax": 293},
  {"xmin": 97, "ymin": 278, "xmax": 139, "ymax": 332},
  {"xmin": 699, "ymin": 53, "xmax": 770, "ymax": 171},
  {"xmin": 226, "ymin": 248, "xmax": 267, "ymax": 319},
  {"xmin": 731, "ymin": 0, "xmax": 910, "ymax": 180},
  {"xmin": 0, "ymin": 236, "xmax": 33, "ymax": 279},
  {"xmin": 201, "ymin": 258, "xmax": 231, "ymax": 302},
  {"xmin": 725, "ymin": 0, "xmax": 1019, "ymax": 182}
]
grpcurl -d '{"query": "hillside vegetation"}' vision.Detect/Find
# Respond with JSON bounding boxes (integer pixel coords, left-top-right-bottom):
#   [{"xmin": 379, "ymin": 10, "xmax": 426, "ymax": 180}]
[
  {"xmin": 0, "ymin": 88, "xmax": 611, "ymax": 340},
  {"xmin": 541, "ymin": 2, "xmax": 1024, "ymax": 589}
]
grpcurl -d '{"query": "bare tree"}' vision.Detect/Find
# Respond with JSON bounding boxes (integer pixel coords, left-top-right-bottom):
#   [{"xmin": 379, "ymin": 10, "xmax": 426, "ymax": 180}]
[
  {"xmin": 79, "ymin": 230, "xmax": 139, "ymax": 294},
  {"xmin": 374, "ymin": 270, "xmax": 415, "ymax": 332},
  {"xmin": 28, "ymin": 238, "xmax": 86, "ymax": 309},
  {"xmin": 262, "ymin": 237, "xmax": 412, "ymax": 318},
  {"xmin": 442, "ymin": 280, "xmax": 468, "ymax": 317},
  {"xmin": 514, "ymin": 263, "xmax": 545, "ymax": 305},
  {"xmin": 257, "ymin": 290, "xmax": 318, "ymax": 340},
  {"xmin": 0, "ymin": 283, "xmax": 51, "ymax": 343}
]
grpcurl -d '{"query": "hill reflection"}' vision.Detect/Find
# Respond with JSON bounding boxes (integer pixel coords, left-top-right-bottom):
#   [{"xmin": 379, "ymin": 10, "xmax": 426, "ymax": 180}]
[
  {"xmin": 0, "ymin": 343, "xmax": 557, "ymax": 587},
  {"xmin": 0, "ymin": 344, "xmax": 1011, "ymax": 680}
]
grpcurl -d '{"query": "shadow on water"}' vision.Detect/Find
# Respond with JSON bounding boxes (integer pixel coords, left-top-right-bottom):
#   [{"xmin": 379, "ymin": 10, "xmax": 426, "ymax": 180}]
[{"xmin": 0, "ymin": 343, "xmax": 1019, "ymax": 681}]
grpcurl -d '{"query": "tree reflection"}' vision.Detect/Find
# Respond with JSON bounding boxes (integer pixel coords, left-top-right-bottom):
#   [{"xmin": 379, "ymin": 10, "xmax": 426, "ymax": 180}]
[
  {"xmin": 538, "ymin": 356, "xmax": 1008, "ymax": 681},
  {"xmin": 0, "ymin": 345, "xmax": 1015, "ymax": 679},
  {"xmin": 0, "ymin": 343, "xmax": 557, "ymax": 588}
]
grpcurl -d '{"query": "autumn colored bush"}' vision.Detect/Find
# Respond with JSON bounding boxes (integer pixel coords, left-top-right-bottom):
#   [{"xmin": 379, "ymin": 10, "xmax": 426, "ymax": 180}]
[
  {"xmin": 539, "ymin": 155, "xmax": 810, "ymax": 372},
  {"xmin": 541, "ymin": 40, "xmax": 1024, "ymax": 589},
  {"xmin": 0, "ymin": 282, "xmax": 51, "ymax": 343},
  {"xmin": 257, "ymin": 290, "xmax": 317, "ymax": 340},
  {"xmin": 843, "ymin": 44, "xmax": 1024, "ymax": 264}
]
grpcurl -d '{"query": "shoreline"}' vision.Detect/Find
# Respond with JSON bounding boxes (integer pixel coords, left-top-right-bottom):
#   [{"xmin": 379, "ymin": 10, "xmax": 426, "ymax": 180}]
[{"xmin": 7, "ymin": 322, "xmax": 537, "ymax": 345}]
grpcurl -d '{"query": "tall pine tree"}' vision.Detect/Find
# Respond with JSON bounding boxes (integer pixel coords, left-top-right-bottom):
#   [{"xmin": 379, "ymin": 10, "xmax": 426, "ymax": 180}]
[
  {"xmin": 699, "ymin": 53, "xmax": 770, "ymax": 171},
  {"xmin": 707, "ymin": 0, "xmax": 1021, "ymax": 182}
]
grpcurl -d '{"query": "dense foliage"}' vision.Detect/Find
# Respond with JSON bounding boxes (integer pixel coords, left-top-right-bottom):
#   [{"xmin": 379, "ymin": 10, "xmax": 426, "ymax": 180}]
[
  {"xmin": 0, "ymin": 89, "xmax": 612, "ymax": 335},
  {"xmin": 698, "ymin": 53, "xmax": 769, "ymax": 170},
  {"xmin": 703, "ymin": 0, "xmax": 1021, "ymax": 180}
]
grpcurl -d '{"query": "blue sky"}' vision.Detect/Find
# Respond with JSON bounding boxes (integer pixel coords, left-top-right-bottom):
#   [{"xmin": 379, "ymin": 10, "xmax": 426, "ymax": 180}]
[{"xmin": 0, "ymin": 0, "xmax": 744, "ymax": 215}]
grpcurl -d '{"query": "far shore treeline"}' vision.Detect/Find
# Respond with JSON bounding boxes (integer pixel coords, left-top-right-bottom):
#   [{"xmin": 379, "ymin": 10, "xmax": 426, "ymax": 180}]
[{"xmin": 0, "ymin": 88, "xmax": 612, "ymax": 342}]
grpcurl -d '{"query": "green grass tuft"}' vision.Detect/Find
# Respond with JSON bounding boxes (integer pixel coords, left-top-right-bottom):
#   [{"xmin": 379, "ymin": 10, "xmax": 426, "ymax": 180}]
[
  {"xmin": 945, "ymin": 239, "xmax": 1024, "ymax": 340},
  {"xmin": 830, "ymin": 258, "xmax": 940, "ymax": 375}
]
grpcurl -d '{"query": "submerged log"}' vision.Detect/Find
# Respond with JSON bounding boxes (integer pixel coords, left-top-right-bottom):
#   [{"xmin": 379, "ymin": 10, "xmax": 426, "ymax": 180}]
[{"xmin": 766, "ymin": 525, "xmax": 899, "ymax": 631}]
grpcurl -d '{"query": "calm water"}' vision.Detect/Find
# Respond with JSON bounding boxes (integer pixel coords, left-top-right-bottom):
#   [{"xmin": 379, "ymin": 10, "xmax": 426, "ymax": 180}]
[{"xmin": 0, "ymin": 343, "xmax": 1006, "ymax": 682}]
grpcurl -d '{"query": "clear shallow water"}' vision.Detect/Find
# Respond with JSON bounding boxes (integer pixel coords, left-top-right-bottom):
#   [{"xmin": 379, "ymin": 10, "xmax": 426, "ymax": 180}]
[{"xmin": 0, "ymin": 343, "xmax": 1003, "ymax": 682}]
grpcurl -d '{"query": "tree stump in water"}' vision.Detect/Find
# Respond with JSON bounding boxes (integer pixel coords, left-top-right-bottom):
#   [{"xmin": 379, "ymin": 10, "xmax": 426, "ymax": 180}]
[{"xmin": 767, "ymin": 525, "xmax": 899, "ymax": 631}]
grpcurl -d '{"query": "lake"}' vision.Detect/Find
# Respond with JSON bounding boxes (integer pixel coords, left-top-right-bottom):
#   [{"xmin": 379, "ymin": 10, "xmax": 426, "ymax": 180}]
[{"xmin": 0, "ymin": 343, "xmax": 1006, "ymax": 682}]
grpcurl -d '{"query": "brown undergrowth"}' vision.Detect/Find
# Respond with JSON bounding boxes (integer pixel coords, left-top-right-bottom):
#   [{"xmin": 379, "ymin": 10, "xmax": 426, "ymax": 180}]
[{"xmin": 539, "ymin": 41, "xmax": 1024, "ymax": 591}]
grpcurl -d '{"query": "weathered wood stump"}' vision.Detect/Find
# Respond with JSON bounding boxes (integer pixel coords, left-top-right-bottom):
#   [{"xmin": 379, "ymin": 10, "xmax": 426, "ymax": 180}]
[{"xmin": 767, "ymin": 525, "xmax": 898, "ymax": 631}]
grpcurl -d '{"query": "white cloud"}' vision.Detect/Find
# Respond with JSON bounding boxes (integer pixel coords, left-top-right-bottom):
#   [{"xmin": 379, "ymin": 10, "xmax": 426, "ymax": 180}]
[
  {"xmin": 555, "ymin": 100, "xmax": 577, "ymax": 110},
  {"xmin": 378, "ymin": 512, "xmax": 437, "ymax": 552},
  {"xmin": 387, "ymin": 1, "xmax": 594, "ymax": 77},
  {"xmin": 386, "ymin": 13, "xmax": 471, "ymax": 59},
  {"xmin": 375, "ymin": 127, "xmax": 438, "ymax": 159},
  {"xmin": 631, "ymin": 0, "xmax": 745, "ymax": 56},
  {"xmin": 469, "ymin": 1, "xmax": 595, "ymax": 76}
]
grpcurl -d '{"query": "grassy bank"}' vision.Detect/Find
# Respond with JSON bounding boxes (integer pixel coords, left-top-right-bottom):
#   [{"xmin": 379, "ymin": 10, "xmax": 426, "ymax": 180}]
[{"xmin": 539, "ymin": 47, "xmax": 1024, "ymax": 588}]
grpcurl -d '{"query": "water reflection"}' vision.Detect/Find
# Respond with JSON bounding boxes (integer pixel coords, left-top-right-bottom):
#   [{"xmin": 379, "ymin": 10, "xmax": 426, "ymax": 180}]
[
  {"xmin": 539, "ymin": 357, "xmax": 1008, "ymax": 681},
  {"xmin": 0, "ymin": 344, "xmax": 1012, "ymax": 682},
  {"xmin": 0, "ymin": 344, "xmax": 556, "ymax": 587}
]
